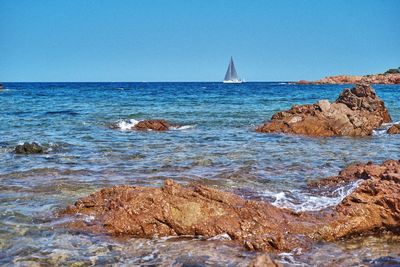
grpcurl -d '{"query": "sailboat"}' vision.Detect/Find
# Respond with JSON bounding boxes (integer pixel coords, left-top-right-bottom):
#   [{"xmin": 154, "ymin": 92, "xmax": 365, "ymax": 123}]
[{"xmin": 223, "ymin": 57, "xmax": 243, "ymax": 83}]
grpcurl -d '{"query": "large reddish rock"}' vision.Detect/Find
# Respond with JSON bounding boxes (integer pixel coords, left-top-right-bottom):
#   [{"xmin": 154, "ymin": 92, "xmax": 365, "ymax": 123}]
[
  {"xmin": 60, "ymin": 180, "xmax": 320, "ymax": 251},
  {"xmin": 256, "ymin": 83, "xmax": 391, "ymax": 137},
  {"xmin": 59, "ymin": 160, "xmax": 400, "ymax": 252},
  {"xmin": 297, "ymin": 73, "xmax": 400, "ymax": 85}
]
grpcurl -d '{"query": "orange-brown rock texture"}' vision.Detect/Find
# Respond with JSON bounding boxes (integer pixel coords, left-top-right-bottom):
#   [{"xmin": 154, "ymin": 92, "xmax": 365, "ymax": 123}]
[
  {"xmin": 310, "ymin": 160, "xmax": 400, "ymax": 240},
  {"xmin": 297, "ymin": 73, "xmax": 400, "ymax": 84},
  {"xmin": 256, "ymin": 83, "xmax": 391, "ymax": 137},
  {"xmin": 59, "ymin": 160, "xmax": 400, "ymax": 252},
  {"xmin": 134, "ymin": 119, "xmax": 172, "ymax": 131},
  {"xmin": 387, "ymin": 124, "xmax": 400, "ymax": 135}
]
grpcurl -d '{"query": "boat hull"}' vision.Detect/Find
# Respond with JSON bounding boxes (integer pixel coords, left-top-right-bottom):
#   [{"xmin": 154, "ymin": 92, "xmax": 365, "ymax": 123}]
[{"xmin": 223, "ymin": 80, "xmax": 243, "ymax": 84}]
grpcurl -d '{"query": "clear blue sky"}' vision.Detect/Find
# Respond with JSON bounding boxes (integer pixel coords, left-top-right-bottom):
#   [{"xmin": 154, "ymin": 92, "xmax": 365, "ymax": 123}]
[{"xmin": 1, "ymin": 0, "xmax": 399, "ymax": 82}]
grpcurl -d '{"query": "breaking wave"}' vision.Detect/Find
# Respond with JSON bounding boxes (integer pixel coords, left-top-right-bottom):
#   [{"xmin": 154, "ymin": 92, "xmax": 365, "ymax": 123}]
[
  {"xmin": 262, "ymin": 180, "xmax": 361, "ymax": 212},
  {"xmin": 372, "ymin": 121, "xmax": 400, "ymax": 136},
  {"xmin": 114, "ymin": 119, "xmax": 140, "ymax": 130},
  {"xmin": 170, "ymin": 125, "xmax": 195, "ymax": 131}
]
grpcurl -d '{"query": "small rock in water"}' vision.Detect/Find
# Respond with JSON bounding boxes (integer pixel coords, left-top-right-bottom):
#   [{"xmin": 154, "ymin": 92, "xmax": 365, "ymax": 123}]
[
  {"xmin": 134, "ymin": 119, "xmax": 172, "ymax": 131},
  {"xmin": 15, "ymin": 142, "xmax": 44, "ymax": 154},
  {"xmin": 129, "ymin": 153, "xmax": 146, "ymax": 160},
  {"xmin": 387, "ymin": 124, "xmax": 400, "ymax": 134},
  {"xmin": 112, "ymin": 119, "xmax": 176, "ymax": 131}
]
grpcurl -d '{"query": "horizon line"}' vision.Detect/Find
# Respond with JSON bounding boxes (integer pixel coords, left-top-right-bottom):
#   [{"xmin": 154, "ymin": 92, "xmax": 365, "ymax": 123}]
[{"xmin": 1, "ymin": 80, "xmax": 296, "ymax": 83}]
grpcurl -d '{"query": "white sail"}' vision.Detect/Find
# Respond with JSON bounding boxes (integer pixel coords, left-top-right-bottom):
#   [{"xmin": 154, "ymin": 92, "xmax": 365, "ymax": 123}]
[{"xmin": 223, "ymin": 57, "xmax": 242, "ymax": 83}]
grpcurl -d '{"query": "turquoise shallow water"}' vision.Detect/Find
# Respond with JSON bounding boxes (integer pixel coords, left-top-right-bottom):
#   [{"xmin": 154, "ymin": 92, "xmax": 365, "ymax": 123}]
[{"xmin": 0, "ymin": 82, "xmax": 400, "ymax": 266}]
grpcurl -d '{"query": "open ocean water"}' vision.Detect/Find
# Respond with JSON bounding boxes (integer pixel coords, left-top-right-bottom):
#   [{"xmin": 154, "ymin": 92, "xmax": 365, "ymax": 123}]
[{"xmin": 0, "ymin": 82, "xmax": 400, "ymax": 266}]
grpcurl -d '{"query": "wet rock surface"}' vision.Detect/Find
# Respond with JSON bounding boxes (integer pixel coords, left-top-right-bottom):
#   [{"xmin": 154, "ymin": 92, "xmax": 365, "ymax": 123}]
[
  {"xmin": 387, "ymin": 124, "xmax": 400, "ymax": 134},
  {"xmin": 59, "ymin": 160, "xmax": 400, "ymax": 252},
  {"xmin": 14, "ymin": 142, "xmax": 44, "ymax": 154},
  {"xmin": 60, "ymin": 180, "xmax": 320, "ymax": 252},
  {"xmin": 134, "ymin": 119, "xmax": 172, "ymax": 131},
  {"xmin": 248, "ymin": 254, "xmax": 283, "ymax": 267},
  {"xmin": 311, "ymin": 160, "xmax": 400, "ymax": 240},
  {"xmin": 256, "ymin": 83, "xmax": 392, "ymax": 137}
]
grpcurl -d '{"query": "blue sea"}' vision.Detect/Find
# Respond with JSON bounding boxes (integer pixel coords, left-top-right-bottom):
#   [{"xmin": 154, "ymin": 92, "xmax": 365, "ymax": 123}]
[{"xmin": 1, "ymin": 82, "xmax": 400, "ymax": 266}]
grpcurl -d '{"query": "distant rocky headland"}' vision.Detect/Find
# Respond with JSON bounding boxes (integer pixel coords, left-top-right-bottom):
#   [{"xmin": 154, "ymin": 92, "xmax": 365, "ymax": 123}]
[{"xmin": 298, "ymin": 67, "xmax": 400, "ymax": 84}]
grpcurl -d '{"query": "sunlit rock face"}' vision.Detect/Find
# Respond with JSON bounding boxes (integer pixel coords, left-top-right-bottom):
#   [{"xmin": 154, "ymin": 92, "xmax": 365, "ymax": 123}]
[
  {"xmin": 59, "ymin": 160, "xmax": 400, "ymax": 252},
  {"xmin": 256, "ymin": 83, "xmax": 391, "ymax": 137}
]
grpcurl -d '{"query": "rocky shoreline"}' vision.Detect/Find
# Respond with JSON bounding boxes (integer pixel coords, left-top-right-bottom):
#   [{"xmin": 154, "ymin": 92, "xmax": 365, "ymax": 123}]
[
  {"xmin": 297, "ymin": 69, "xmax": 400, "ymax": 84},
  {"xmin": 26, "ymin": 83, "xmax": 400, "ymax": 254},
  {"xmin": 3, "ymin": 81, "xmax": 400, "ymax": 265},
  {"xmin": 59, "ymin": 160, "xmax": 400, "ymax": 253}
]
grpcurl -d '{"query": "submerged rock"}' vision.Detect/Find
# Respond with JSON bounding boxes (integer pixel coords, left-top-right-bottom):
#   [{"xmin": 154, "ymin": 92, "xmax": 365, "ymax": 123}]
[
  {"xmin": 59, "ymin": 160, "xmax": 400, "ymax": 252},
  {"xmin": 256, "ymin": 83, "xmax": 391, "ymax": 137},
  {"xmin": 14, "ymin": 142, "xmax": 44, "ymax": 154},
  {"xmin": 248, "ymin": 254, "xmax": 283, "ymax": 267},
  {"xmin": 387, "ymin": 124, "xmax": 400, "ymax": 134}
]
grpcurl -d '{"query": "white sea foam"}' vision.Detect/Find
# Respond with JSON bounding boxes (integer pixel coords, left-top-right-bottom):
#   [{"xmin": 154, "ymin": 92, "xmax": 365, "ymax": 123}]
[
  {"xmin": 115, "ymin": 119, "xmax": 140, "ymax": 130},
  {"xmin": 83, "ymin": 215, "xmax": 95, "ymax": 223},
  {"xmin": 263, "ymin": 180, "xmax": 361, "ymax": 212},
  {"xmin": 170, "ymin": 125, "xmax": 195, "ymax": 131},
  {"xmin": 372, "ymin": 121, "xmax": 400, "ymax": 136},
  {"xmin": 278, "ymin": 251, "xmax": 305, "ymax": 266},
  {"xmin": 207, "ymin": 233, "xmax": 232, "ymax": 241}
]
